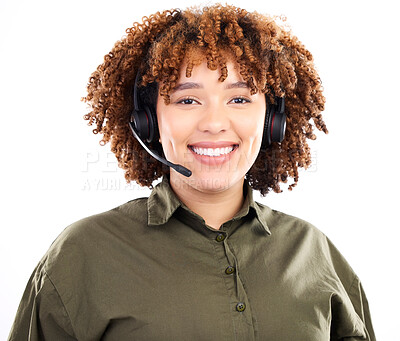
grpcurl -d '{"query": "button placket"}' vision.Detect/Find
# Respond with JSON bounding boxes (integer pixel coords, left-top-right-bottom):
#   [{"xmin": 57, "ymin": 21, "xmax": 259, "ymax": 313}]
[
  {"xmin": 216, "ymin": 234, "xmax": 242, "ymax": 301},
  {"xmin": 213, "ymin": 224, "xmax": 254, "ymax": 336},
  {"xmin": 214, "ymin": 231, "xmax": 249, "ymax": 319}
]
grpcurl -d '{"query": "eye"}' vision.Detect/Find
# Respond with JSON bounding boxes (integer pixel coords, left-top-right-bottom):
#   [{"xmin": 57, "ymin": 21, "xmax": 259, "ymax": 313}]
[
  {"xmin": 176, "ymin": 97, "xmax": 198, "ymax": 105},
  {"xmin": 229, "ymin": 97, "xmax": 251, "ymax": 104}
]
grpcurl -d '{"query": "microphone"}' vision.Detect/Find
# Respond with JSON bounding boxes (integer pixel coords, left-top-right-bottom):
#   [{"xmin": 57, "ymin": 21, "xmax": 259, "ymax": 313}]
[{"xmin": 129, "ymin": 121, "xmax": 192, "ymax": 177}]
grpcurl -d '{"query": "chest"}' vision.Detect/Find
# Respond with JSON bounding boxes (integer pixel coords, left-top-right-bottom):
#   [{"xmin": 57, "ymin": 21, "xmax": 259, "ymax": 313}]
[{"xmin": 71, "ymin": 237, "xmax": 338, "ymax": 340}]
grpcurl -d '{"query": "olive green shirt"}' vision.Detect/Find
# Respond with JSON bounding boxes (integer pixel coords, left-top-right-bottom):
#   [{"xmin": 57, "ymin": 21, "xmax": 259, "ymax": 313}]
[{"xmin": 9, "ymin": 176, "xmax": 375, "ymax": 341}]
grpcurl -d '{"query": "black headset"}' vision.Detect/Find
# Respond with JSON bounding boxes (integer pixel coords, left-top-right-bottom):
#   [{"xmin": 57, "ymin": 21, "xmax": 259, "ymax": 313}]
[{"xmin": 129, "ymin": 72, "xmax": 286, "ymax": 177}]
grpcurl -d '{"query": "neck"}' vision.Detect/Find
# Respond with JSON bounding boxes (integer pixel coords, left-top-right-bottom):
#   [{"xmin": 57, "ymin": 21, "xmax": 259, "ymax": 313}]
[{"xmin": 169, "ymin": 174, "xmax": 245, "ymax": 230}]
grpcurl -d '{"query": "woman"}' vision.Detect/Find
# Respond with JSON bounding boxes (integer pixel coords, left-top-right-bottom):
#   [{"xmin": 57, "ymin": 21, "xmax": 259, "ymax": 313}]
[{"xmin": 9, "ymin": 4, "xmax": 375, "ymax": 340}]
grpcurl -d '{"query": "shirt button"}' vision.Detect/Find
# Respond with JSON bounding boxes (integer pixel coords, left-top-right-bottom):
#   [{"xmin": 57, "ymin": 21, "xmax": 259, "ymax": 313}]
[
  {"xmin": 225, "ymin": 266, "xmax": 236, "ymax": 275},
  {"xmin": 215, "ymin": 233, "xmax": 226, "ymax": 242},
  {"xmin": 236, "ymin": 302, "xmax": 246, "ymax": 312}
]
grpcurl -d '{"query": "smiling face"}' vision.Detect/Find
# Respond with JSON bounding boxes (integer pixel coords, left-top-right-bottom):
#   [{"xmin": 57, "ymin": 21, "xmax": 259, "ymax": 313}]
[{"xmin": 156, "ymin": 59, "xmax": 266, "ymax": 194}]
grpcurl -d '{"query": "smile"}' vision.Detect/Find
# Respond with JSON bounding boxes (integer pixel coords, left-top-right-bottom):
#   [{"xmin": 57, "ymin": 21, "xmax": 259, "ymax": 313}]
[
  {"xmin": 189, "ymin": 145, "xmax": 237, "ymax": 157},
  {"xmin": 187, "ymin": 144, "xmax": 239, "ymax": 167}
]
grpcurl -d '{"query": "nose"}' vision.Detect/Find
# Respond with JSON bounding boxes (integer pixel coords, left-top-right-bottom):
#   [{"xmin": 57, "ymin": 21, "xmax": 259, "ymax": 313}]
[{"xmin": 197, "ymin": 102, "xmax": 231, "ymax": 134}]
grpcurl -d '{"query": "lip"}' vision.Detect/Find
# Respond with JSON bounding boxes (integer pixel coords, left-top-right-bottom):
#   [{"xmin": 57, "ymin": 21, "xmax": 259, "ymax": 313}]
[
  {"xmin": 188, "ymin": 144, "xmax": 239, "ymax": 167},
  {"xmin": 188, "ymin": 141, "xmax": 239, "ymax": 148}
]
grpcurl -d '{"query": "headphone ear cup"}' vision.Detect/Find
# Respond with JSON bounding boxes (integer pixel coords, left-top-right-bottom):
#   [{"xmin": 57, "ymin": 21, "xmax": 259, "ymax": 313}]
[
  {"xmin": 130, "ymin": 104, "xmax": 158, "ymax": 144},
  {"xmin": 261, "ymin": 95, "xmax": 287, "ymax": 149},
  {"xmin": 131, "ymin": 109, "xmax": 150, "ymax": 141},
  {"xmin": 271, "ymin": 111, "xmax": 286, "ymax": 143},
  {"xmin": 144, "ymin": 105, "xmax": 159, "ymax": 144},
  {"xmin": 261, "ymin": 95, "xmax": 274, "ymax": 149},
  {"xmin": 270, "ymin": 96, "xmax": 286, "ymax": 143}
]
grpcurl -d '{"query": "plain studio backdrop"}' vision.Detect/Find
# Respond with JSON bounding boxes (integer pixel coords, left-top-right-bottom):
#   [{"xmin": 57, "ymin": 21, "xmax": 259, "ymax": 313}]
[{"xmin": 0, "ymin": 0, "xmax": 398, "ymax": 339}]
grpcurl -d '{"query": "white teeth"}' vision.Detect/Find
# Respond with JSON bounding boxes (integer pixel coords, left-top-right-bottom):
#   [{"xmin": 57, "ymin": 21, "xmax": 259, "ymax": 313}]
[{"xmin": 191, "ymin": 146, "xmax": 235, "ymax": 156}]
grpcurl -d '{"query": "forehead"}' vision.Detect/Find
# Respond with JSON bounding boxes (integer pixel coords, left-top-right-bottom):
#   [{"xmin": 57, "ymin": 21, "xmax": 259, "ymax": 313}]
[
  {"xmin": 172, "ymin": 63, "xmax": 248, "ymax": 93},
  {"xmin": 152, "ymin": 47, "xmax": 259, "ymax": 102},
  {"xmin": 176, "ymin": 52, "xmax": 244, "ymax": 84}
]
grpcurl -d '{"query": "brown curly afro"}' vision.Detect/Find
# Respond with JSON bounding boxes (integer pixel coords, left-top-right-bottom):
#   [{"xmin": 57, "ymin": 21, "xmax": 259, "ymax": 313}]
[{"xmin": 82, "ymin": 4, "xmax": 328, "ymax": 196}]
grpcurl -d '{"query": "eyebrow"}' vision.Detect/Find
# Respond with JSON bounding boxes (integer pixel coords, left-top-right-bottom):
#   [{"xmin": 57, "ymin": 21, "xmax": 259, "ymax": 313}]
[
  {"xmin": 224, "ymin": 81, "xmax": 249, "ymax": 90},
  {"xmin": 172, "ymin": 82, "xmax": 202, "ymax": 92},
  {"xmin": 172, "ymin": 81, "xmax": 249, "ymax": 93}
]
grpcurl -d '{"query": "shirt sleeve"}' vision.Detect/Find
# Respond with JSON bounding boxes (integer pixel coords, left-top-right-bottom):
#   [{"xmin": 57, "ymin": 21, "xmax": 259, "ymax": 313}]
[
  {"xmin": 8, "ymin": 260, "xmax": 77, "ymax": 341},
  {"xmin": 325, "ymin": 237, "xmax": 376, "ymax": 341},
  {"xmin": 346, "ymin": 276, "xmax": 376, "ymax": 341}
]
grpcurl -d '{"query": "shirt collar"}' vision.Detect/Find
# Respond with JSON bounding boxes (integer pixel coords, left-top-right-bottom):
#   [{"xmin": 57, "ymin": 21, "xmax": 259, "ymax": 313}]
[{"xmin": 147, "ymin": 176, "xmax": 271, "ymax": 235}]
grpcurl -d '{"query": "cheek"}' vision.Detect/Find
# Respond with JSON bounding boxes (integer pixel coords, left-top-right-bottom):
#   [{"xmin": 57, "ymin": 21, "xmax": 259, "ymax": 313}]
[
  {"xmin": 237, "ymin": 112, "xmax": 265, "ymax": 146},
  {"xmin": 157, "ymin": 111, "xmax": 193, "ymax": 146}
]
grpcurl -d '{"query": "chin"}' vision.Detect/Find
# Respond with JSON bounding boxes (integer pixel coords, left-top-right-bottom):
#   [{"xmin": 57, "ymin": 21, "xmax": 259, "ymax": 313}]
[{"xmin": 190, "ymin": 172, "xmax": 242, "ymax": 192}]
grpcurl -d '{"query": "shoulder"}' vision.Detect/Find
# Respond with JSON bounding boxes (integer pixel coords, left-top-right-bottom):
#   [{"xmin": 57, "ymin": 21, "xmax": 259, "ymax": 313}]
[
  {"xmin": 56, "ymin": 196, "xmax": 148, "ymax": 240},
  {"xmin": 255, "ymin": 202, "xmax": 357, "ymax": 289},
  {"xmin": 42, "ymin": 196, "xmax": 149, "ymax": 276},
  {"xmin": 32, "ymin": 197, "xmax": 151, "ymax": 316},
  {"xmin": 256, "ymin": 201, "xmax": 326, "ymax": 242}
]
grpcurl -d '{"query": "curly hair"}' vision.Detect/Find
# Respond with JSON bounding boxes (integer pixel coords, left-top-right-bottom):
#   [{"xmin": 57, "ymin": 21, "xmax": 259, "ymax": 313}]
[{"xmin": 82, "ymin": 4, "xmax": 328, "ymax": 196}]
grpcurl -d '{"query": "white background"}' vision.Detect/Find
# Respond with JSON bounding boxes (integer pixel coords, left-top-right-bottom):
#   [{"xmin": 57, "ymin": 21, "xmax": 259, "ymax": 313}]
[{"xmin": 0, "ymin": 0, "xmax": 398, "ymax": 339}]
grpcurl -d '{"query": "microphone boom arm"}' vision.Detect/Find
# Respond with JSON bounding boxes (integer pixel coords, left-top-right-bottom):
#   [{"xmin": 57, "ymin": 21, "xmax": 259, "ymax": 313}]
[{"xmin": 129, "ymin": 122, "xmax": 192, "ymax": 177}]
